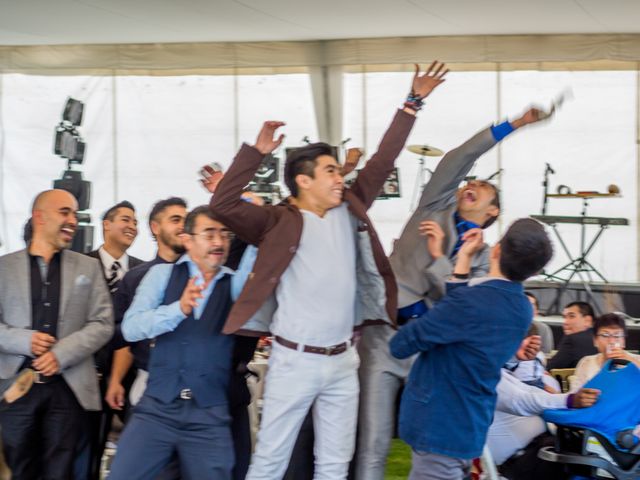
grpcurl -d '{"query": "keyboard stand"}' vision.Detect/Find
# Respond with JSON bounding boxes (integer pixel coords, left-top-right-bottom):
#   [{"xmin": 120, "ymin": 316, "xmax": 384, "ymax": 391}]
[{"xmin": 536, "ymin": 198, "xmax": 609, "ymax": 313}]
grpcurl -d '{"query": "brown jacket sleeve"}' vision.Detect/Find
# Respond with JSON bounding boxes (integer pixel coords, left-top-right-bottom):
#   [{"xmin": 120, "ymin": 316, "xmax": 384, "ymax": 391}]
[
  {"xmin": 210, "ymin": 144, "xmax": 275, "ymax": 246},
  {"xmin": 348, "ymin": 109, "xmax": 416, "ymax": 210}
]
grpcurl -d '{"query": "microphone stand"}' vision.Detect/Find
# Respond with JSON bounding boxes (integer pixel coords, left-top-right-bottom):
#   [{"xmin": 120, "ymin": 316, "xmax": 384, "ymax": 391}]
[{"xmin": 541, "ymin": 163, "xmax": 555, "ymax": 215}]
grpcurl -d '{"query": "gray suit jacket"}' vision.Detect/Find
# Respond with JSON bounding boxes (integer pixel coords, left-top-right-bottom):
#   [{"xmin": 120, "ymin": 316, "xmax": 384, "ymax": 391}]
[
  {"xmin": 390, "ymin": 127, "xmax": 498, "ymax": 308},
  {"xmin": 0, "ymin": 249, "xmax": 114, "ymax": 410}
]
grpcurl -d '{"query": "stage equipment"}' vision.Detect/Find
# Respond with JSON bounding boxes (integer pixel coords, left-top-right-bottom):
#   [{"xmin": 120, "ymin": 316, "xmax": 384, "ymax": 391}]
[
  {"xmin": 406, "ymin": 144, "xmax": 444, "ymax": 209},
  {"xmin": 533, "ymin": 186, "xmax": 626, "ymax": 313},
  {"xmin": 52, "ymin": 97, "xmax": 93, "ymax": 253},
  {"xmin": 406, "ymin": 145, "xmax": 444, "ymax": 157},
  {"xmin": 247, "ymin": 154, "xmax": 282, "ymax": 204}
]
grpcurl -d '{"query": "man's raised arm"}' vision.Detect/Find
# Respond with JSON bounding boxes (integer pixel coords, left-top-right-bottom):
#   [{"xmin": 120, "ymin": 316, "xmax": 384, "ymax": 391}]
[
  {"xmin": 349, "ymin": 62, "xmax": 448, "ymax": 210},
  {"xmin": 418, "ymin": 107, "xmax": 552, "ymax": 211},
  {"xmin": 209, "ymin": 121, "xmax": 285, "ymax": 245}
]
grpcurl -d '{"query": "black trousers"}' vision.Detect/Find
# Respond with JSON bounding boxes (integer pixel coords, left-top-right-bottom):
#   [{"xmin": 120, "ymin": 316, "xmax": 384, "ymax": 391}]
[
  {"xmin": 0, "ymin": 379, "xmax": 84, "ymax": 480},
  {"xmin": 499, "ymin": 432, "xmax": 569, "ymax": 480}
]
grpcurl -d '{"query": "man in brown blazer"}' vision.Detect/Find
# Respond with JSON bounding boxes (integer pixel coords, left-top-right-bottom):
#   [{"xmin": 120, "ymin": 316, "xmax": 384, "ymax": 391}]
[{"xmin": 210, "ymin": 62, "xmax": 448, "ymax": 480}]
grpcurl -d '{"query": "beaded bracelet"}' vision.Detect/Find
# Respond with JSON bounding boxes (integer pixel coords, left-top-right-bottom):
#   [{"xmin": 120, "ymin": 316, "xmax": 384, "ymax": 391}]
[{"xmin": 404, "ymin": 91, "xmax": 424, "ymax": 112}]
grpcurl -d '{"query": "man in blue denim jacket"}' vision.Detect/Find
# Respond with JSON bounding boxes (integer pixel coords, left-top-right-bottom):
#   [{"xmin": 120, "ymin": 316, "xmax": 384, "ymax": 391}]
[{"xmin": 390, "ymin": 218, "xmax": 553, "ymax": 480}]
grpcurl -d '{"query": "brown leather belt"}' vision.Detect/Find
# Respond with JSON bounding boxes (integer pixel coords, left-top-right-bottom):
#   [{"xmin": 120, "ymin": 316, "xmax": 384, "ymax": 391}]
[{"xmin": 275, "ymin": 336, "xmax": 350, "ymax": 356}]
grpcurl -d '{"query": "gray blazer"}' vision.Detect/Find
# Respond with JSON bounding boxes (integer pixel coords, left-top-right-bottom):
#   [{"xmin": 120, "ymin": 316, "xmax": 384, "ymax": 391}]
[
  {"xmin": 0, "ymin": 249, "xmax": 113, "ymax": 410},
  {"xmin": 390, "ymin": 127, "xmax": 498, "ymax": 308}
]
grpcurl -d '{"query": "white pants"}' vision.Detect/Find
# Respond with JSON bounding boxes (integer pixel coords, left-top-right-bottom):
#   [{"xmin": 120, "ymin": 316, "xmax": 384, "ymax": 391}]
[{"xmin": 246, "ymin": 341, "xmax": 360, "ymax": 480}]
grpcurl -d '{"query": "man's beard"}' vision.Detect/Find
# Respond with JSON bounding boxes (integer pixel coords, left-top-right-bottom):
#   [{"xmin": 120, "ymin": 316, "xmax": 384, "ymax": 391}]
[{"xmin": 159, "ymin": 231, "xmax": 185, "ymax": 255}]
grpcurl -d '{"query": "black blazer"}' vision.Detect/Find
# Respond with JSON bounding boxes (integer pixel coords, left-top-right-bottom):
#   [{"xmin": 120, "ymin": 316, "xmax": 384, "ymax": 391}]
[
  {"xmin": 547, "ymin": 329, "xmax": 598, "ymax": 370},
  {"xmin": 87, "ymin": 248, "xmax": 144, "ymax": 287}
]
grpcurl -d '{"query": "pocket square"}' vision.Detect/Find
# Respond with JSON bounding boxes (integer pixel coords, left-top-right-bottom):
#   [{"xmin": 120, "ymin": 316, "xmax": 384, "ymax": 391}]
[{"xmin": 74, "ymin": 274, "xmax": 91, "ymax": 287}]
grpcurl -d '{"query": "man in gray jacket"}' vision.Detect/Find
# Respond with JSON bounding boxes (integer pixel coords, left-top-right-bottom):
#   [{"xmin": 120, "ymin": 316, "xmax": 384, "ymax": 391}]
[
  {"xmin": 0, "ymin": 189, "xmax": 113, "ymax": 480},
  {"xmin": 355, "ymin": 107, "xmax": 551, "ymax": 479}
]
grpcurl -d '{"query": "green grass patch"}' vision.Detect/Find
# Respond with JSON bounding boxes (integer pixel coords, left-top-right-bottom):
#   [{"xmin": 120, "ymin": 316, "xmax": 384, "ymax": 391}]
[{"xmin": 384, "ymin": 438, "xmax": 412, "ymax": 479}]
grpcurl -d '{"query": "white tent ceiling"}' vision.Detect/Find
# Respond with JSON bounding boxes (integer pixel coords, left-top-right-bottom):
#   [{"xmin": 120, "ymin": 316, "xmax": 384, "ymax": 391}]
[{"xmin": 1, "ymin": 0, "xmax": 640, "ymax": 46}]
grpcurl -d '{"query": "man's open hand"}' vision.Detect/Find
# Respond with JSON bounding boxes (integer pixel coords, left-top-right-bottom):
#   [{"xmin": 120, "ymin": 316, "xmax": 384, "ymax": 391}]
[
  {"xmin": 179, "ymin": 277, "xmax": 207, "ymax": 316},
  {"xmin": 411, "ymin": 61, "xmax": 449, "ymax": 99},
  {"xmin": 199, "ymin": 165, "xmax": 225, "ymax": 194},
  {"xmin": 254, "ymin": 121, "xmax": 286, "ymax": 155}
]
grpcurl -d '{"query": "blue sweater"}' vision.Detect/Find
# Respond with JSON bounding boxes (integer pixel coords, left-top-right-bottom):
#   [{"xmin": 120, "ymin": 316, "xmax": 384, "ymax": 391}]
[{"xmin": 390, "ymin": 278, "xmax": 532, "ymax": 459}]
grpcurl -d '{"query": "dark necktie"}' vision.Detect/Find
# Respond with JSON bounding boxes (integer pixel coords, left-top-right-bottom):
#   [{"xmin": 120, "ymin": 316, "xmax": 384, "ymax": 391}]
[{"xmin": 107, "ymin": 261, "xmax": 121, "ymax": 293}]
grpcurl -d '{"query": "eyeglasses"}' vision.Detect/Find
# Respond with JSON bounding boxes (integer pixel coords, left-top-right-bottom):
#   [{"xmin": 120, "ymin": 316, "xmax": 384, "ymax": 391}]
[
  {"xmin": 596, "ymin": 332, "xmax": 626, "ymax": 339},
  {"xmin": 190, "ymin": 229, "xmax": 234, "ymax": 242}
]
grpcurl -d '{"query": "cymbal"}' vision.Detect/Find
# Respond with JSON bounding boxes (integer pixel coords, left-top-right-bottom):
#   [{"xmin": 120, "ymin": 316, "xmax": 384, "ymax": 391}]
[{"xmin": 406, "ymin": 144, "xmax": 444, "ymax": 156}]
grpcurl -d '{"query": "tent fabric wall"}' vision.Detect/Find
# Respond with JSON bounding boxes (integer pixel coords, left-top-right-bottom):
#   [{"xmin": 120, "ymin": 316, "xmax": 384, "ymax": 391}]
[
  {"xmin": 2, "ymin": 34, "xmax": 640, "ymax": 73},
  {"xmin": 0, "ymin": 33, "xmax": 639, "ymax": 282}
]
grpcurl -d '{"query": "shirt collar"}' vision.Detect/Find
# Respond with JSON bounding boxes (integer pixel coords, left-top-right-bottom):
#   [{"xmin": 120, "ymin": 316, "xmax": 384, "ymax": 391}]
[
  {"xmin": 176, "ymin": 253, "xmax": 234, "ymax": 278},
  {"xmin": 454, "ymin": 211, "xmax": 479, "ymax": 232},
  {"xmin": 468, "ymin": 276, "xmax": 511, "ymax": 287},
  {"xmin": 99, "ymin": 245, "xmax": 129, "ymax": 269}
]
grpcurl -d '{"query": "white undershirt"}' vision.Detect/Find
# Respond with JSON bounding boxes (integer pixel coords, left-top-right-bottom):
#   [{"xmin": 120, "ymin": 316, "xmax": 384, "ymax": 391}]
[
  {"xmin": 98, "ymin": 246, "xmax": 130, "ymax": 281},
  {"xmin": 271, "ymin": 203, "xmax": 357, "ymax": 346}
]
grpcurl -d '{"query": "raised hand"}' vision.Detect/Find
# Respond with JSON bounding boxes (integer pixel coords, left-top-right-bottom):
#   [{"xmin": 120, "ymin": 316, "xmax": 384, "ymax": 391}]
[
  {"xmin": 254, "ymin": 121, "xmax": 286, "ymax": 155},
  {"xmin": 511, "ymin": 107, "xmax": 552, "ymax": 129},
  {"xmin": 419, "ymin": 220, "xmax": 445, "ymax": 259},
  {"xmin": 342, "ymin": 148, "xmax": 363, "ymax": 176},
  {"xmin": 516, "ymin": 335, "xmax": 542, "ymax": 361},
  {"xmin": 179, "ymin": 276, "xmax": 207, "ymax": 316},
  {"xmin": 411, "ymin": 61, "xmax": 449, "ymax": 99},
  {"xmin": 200, "ymin": 164, "xmax": 225, "ymax": 194},
  {"xmin": 458, "ymin": 228, "xmax": 484, "ymax": 257}
]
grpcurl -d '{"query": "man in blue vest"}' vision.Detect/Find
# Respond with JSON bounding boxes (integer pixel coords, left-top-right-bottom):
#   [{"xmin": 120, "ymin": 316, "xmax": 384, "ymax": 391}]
[{"xmin": 108, "ymin": 205, "xmax": 246, "ymax": 480}]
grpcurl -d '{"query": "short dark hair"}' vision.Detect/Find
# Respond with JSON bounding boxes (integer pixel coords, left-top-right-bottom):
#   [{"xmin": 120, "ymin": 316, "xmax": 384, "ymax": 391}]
[
  {"xmin": 102, "ymin": 200, "xmax": 135, "ymax": 222},
  {"xmin": 148, "ymin": 197, "xmax": 187, "ymax": 229},
  {"xmin": 284, "ymin": 142, "xmax": 335, "ymax": 197},
  {"xmin": 481, "ymin": 181, "xmax": 501, "ymax": 229},
  {"xmin": 184, "ymin": 205, "xmax": 219, "ymax": 235},
  {"xmin": 23, "ymin": 217, "xmax": 33, "ymax": 245},
  {"xmin": 499, "ymin": 218, "xmax": 553, "ymax": 282},
  {"xmin": 593, "ymin": 313, "xmax": 627, "ymax": 336},
  {"xmin": 524, "ymin": 291, "xmax": 539, "ymax": 310},
  {"xmin": 565, "ymin": 301, "xmax": 595, "ymax": 319}
]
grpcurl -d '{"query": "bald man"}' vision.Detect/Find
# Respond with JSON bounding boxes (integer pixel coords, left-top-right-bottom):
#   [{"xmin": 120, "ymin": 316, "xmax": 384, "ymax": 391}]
[{"xmin": 0, "ymin": 189, "xmax": 113, "ymax": 480}]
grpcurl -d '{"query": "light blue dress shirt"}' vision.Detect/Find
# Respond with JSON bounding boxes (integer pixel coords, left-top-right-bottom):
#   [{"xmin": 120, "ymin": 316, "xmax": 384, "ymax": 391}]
[{"xmin": 122, "ymin": 253, "xmax": 252, "ymax": 342}]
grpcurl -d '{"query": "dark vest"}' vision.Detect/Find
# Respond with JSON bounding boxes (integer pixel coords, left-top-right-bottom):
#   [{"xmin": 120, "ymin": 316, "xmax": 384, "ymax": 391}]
[{"xmin": 145, "ymin": 263, "xmax": 234, "ymax": 407}]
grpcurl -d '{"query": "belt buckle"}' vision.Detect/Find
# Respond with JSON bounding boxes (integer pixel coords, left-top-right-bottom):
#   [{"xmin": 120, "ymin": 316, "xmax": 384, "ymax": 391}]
[
  {"xmin": 325, "ymin": 345, "xmax": 337, "ymax": 356},
  {"xmin": 179, "ymin": 388, "xmax": 192, "ymax": 400},
  {"xmin": 32, "ymin": 371, "xmax": 45, "ymax": 384}
]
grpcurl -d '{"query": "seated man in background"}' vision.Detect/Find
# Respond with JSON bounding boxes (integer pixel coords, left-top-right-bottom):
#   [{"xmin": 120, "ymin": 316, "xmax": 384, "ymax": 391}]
[
  {"xmin": 547, "ymin": 301, "xmax": 598, "ymax": 370},
  {"xmin": 488, "ymin": 334, "xmax": 600, "ymax": 480},
  {"xmin": 390, "ymin": 218, "xmax": 553, "ymax": 480},
  {"xmin": 571, "ymin": 312, "xmax": 640, "ymax": 391}
]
